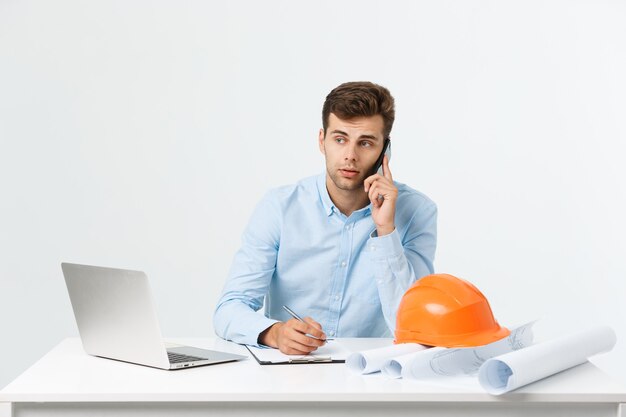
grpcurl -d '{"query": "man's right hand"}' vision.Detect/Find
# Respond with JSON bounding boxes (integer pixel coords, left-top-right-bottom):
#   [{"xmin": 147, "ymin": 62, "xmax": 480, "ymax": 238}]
[{"xmin": 258, "ymin": 317, "xmax": 327, "ymax": 355}]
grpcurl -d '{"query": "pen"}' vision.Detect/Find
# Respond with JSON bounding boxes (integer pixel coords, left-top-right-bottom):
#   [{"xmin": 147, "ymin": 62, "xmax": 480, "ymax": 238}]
[{"xmin": 282, "ymin": 305, "xmax": 334, "ymax": 341}]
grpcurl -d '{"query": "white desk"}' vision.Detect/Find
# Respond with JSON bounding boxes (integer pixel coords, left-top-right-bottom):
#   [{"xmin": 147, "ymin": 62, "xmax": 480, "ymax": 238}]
[{"xmin": 1, "ymin": 338, "xmax": 626, "ymax": 417}]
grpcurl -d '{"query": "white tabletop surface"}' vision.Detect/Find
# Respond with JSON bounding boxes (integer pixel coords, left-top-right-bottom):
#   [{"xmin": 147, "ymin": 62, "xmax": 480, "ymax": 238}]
[{"xmin": 2, "ymin": 337, "xmax": 626, "ymax": 403}]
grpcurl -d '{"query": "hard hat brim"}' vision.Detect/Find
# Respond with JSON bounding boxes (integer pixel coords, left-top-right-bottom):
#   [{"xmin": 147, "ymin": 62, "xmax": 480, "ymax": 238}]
[{"xmin": 394, "ymin": 325, "xmax": 511, "ymax": 348}]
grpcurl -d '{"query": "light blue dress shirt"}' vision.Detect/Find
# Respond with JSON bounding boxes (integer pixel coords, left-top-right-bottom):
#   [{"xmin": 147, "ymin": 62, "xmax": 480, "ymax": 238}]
[{"xmin": 213, "ymin": 172, "xmax": 437, "ymax": 346}]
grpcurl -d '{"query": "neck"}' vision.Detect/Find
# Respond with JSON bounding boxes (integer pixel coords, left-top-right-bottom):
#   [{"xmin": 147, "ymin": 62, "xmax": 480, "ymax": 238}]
[{"xmin": 325, "ymin": 176, "xmax": 370, "ymax": 217}]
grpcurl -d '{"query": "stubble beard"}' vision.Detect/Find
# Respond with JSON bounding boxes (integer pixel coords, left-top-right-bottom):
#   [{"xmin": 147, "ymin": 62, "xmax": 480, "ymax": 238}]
[{"xmin": 326, "ymin": 165, "xmax": 366, "ymax": 192}]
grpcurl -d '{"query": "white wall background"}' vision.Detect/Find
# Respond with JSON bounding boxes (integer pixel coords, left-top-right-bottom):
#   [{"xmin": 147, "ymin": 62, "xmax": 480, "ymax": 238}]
[{"xmin": 1, "ymin": 0, "xmax": 625, "ymax": 389}]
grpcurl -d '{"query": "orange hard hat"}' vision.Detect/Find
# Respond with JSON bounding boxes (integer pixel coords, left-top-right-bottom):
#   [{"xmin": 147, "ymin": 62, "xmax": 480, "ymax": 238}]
[{"xmin": 394, "ymin": 274, "xmax": 510, "ymax": 347}]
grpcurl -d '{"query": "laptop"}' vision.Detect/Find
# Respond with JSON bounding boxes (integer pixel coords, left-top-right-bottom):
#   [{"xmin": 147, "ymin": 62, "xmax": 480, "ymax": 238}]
[{"xmin": 61, "ymin": 262, "xmax": 247, "ymax": 370}]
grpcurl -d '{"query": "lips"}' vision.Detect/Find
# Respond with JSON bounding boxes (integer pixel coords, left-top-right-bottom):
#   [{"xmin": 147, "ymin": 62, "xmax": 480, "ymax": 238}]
[{"xmin": 339, "ymin": 169, "xmax": 359, "ymax": 178}]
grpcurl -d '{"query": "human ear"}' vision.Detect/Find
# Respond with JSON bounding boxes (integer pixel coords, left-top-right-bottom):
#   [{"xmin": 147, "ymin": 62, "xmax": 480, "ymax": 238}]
[{"xmin": 318, "ymin": 128, "xmax": 325, "ymax": 155}]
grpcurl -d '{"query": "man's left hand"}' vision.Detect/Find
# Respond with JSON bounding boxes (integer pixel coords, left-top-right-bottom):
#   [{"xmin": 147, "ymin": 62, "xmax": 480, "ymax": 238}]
[{"xmin": 364, "ymin": 155, "xmax": 397, "ymax": 236}]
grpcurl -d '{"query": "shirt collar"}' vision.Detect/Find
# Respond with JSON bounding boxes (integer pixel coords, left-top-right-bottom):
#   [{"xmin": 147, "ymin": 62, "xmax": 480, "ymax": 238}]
[{"xmin": 316, "ymin": 172, "xmax": 372, "ymax": 218}]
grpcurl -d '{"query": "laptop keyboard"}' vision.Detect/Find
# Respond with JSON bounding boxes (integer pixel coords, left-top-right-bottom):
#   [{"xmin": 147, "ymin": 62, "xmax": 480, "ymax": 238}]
[{"xmin": 167, "ymin": 351, "xmax": 207, "ymax": 364}]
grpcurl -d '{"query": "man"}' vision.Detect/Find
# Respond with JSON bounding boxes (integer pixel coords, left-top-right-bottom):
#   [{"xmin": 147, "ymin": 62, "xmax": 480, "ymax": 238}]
[{"xmin": 213, "ymin": 81, "xmax": 437, "ymax": 354}]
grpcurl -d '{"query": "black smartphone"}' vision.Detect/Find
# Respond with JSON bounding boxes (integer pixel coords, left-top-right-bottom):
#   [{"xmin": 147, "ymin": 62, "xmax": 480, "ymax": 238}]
[{"xmin": 372, "ymin": 138, "xmax": 391, "ymax": 175}]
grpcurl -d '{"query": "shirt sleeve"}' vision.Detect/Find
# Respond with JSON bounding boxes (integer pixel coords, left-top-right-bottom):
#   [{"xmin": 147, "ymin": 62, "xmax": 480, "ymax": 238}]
[
  {"xmin": 212, "ymin": 191, "xmax": 282, "ymax": 346},
  {"xmin": 366, "ymin": 199, "xmax": 438, "ymax": 333}
]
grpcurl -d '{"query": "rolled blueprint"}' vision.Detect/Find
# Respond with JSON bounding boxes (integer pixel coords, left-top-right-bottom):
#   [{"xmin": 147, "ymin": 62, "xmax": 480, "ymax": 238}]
[
  {"xmin": 383, "ymin": 322, "xmax": 535, "ymax": 380},
  {"xmin": 478, "ymin": 325, "xmax": 617, "ymax": 395},
  {"xmin": 429, "ymin": 321, "xmax": 535, "ymax": 376},
  {"xmin": 346, "ymin": 343, "xmax": 427, "ymax": 374},
  {"xmin": 382, "ymin": 347, "xmax": 444, "ymax": 379}
]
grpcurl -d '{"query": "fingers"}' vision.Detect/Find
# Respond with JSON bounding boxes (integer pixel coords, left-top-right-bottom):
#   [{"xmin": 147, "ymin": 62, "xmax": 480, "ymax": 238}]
[
  {"xmin": 365, "ymin": 154, "xmax": 393, "ymax": 192},
  {"xmin": 364, "ymin": 174, "xmax": 393, "ymax": 194},
  {"xmin": 278, "ymin": 339, "xmax": 318, "ymax": 355},
  {"xmin": 363, "ymin": 173, "xmax": 385, "ymax": 193},
  {"xmin": 363, "ymin": 174, "xmax": 375, "ymax": 193},
  {"xmin": 303, "ymin": 316, "xmax": 323, "ymax": 332},
  {"xmin": 293, "ymin": 318, "xmax": 326, "ymax": 341},
  {"xmin": 367, "ymin": 177, "xmax": 397, "ymax": 207},
  {"xmin": 276, "ymin": 318, "xmax": 326, "ymax": 355},
  {"xmin": 287, "ymin": 325, "xmax": 325, "ymax": 348}
]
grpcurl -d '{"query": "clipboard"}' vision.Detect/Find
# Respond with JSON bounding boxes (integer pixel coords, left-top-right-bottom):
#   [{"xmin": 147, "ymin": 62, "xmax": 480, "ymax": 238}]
[{"xmin": 245, "ymin": 341, "xmax": 350, "ymax": 365}]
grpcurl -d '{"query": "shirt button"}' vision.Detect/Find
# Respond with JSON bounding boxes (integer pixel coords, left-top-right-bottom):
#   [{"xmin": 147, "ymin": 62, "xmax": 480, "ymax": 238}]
[
  {"xmin": 370, "ymin": 245, "xmax": 376, "ymax": 251},
  {"xmin": 329, "ymin": 331, "xmax": 335, "ymax": 336},
  {"xmin": 340, "ymin": 261, "xmax": 346, "ymax": 267},
  {"xmin": 345, "ymin": 224, "xmax": 351, "ymax": 230},
  {"xmin": 334, "ymin": 295, "xmax": 340, "ymax": 301}
]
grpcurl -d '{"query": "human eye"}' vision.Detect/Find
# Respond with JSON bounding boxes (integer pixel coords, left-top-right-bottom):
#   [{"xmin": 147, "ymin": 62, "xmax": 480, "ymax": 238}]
[
  {"xmin": 335, "ymin": 137, "xmax": 346, "ymax": 144},
  {"xmin": 360, "ymin": 141, "xmax": 373, "ymax": 148}
]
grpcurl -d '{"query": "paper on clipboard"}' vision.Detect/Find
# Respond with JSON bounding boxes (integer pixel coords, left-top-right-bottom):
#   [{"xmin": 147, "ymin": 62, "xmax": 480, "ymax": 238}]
[{"xmin": 246, "ymin": 341, "xmax": 351, "ymax": 365}]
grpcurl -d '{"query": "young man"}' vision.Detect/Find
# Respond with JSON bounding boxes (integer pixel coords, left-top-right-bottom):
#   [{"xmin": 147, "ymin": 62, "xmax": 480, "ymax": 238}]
[{"xmin": 213, "ymin": 82, "xmax": 437, "ymax": 354}]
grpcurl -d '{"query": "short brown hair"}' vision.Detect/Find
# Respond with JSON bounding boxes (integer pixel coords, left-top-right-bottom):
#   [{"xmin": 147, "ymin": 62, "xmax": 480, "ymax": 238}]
[{"xmin": 322, "ymin": 81, "xmax": 395, "ymax": 139}]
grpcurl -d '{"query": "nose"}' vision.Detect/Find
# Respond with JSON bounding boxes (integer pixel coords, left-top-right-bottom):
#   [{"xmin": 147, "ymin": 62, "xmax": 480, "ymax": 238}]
[{"xmin": 343, "ymin": 143, "xmax": 358, "ymax": 162}]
